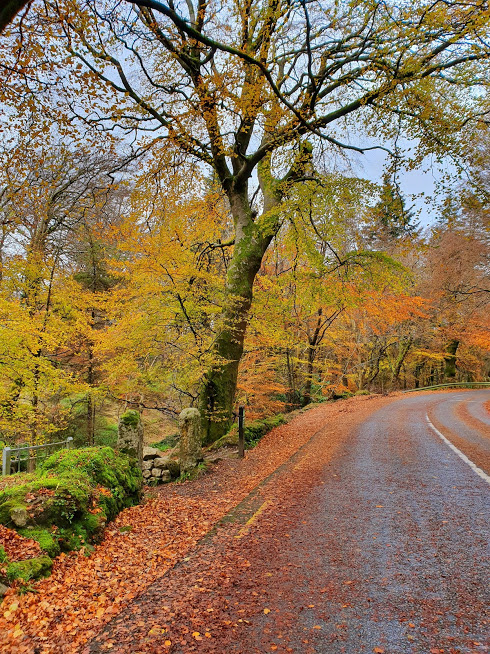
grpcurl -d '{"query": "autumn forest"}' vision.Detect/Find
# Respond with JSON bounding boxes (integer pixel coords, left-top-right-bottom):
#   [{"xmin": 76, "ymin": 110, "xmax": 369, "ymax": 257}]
[{"xmin": 0, "ymin": 0, "xmax": 488, "ymax": 450}]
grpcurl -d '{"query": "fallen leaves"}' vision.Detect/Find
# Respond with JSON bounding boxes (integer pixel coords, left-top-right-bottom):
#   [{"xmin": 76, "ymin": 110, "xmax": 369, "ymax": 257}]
[
  {"xmin": 0, "ymin": 395, "xmax": 395, "ymax": 653},
  {"xmin": 0, "ymin": 525, "xmax": 41, "ymax": 562}
]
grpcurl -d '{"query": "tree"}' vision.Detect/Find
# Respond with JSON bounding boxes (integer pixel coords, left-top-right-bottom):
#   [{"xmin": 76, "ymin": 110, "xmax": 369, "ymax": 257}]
[
  {"xmin": 366, "ymin": 173, "xmax": 419, "ymax": 246},
  {"xmin": 0, "ymin": 141, "xmax": 126, "ymax": 444},
  {"xmin": 6, "ymin": 0, "xmax": 490, "ymax": 440},
  {"xmin": 0, "ymin": 1, "xmax": 29, "ymax": 33}
]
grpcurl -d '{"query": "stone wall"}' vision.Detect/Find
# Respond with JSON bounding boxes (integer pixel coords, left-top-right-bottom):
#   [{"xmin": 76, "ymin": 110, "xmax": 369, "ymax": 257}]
[{"xmin": 142, "ymin": 447, "xmax": 180, "ymax": 484}]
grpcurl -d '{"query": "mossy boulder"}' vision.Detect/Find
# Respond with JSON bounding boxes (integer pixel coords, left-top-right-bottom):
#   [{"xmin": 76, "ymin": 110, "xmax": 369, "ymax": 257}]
[
  {"xmin": 41, "ymin": 446, "xmax": 142, "ymax": 519},
  {"xmin": 0, "ymin": 447, "xmax": 142, "ymax": 556},
  {"xmin": 5, "ymin": 556, "xmax": 53, "ymax": 583}
]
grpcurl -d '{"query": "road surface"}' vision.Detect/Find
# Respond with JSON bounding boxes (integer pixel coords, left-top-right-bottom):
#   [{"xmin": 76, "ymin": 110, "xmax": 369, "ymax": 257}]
[{"xmin": 88, "ymin": 390, "xmax": 490, "ymax": 654}]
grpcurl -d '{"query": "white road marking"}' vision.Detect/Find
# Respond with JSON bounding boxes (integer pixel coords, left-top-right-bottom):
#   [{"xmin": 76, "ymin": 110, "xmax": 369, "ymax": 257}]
[{"xmin": 426, "ymin": 414, "xmax": 490, "ymax": 485}]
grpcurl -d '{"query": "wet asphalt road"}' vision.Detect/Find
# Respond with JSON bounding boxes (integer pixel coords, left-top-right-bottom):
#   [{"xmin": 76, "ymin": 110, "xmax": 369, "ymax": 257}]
[
  {"xmin": 89, "ymin": 391, "xmax": 489, "ymax": 654},
  {"xmin": 281, "ymin": 390, "xmax": 490, "ymax": 653}
]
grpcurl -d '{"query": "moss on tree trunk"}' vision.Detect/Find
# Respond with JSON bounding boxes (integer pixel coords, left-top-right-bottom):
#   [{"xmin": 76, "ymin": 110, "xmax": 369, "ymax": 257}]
[
  {"xmin": 199, "ymin": 223, "xmax": 271, "ymax": 444},
  {"xmin": 444, "ymin": 339, "xmax": 460, "ymax": 379}
]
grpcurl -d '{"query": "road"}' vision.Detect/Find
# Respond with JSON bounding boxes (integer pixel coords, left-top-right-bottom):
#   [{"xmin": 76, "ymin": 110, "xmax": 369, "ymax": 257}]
[{"xmin": 88, "ymin": 390, "xmax": 489, "ymax": 654}]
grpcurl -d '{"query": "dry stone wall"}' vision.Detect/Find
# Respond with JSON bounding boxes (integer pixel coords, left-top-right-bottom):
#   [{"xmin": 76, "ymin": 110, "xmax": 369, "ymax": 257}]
[{"xmin": 142, "ymin": 447, "xmax": 180, "ymax": 484}]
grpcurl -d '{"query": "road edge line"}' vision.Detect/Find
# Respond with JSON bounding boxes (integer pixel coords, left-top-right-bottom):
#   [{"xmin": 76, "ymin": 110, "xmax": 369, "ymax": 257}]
[{"xmin": 425, "ymin": 414, "xmax": 490, "ymax": 485}]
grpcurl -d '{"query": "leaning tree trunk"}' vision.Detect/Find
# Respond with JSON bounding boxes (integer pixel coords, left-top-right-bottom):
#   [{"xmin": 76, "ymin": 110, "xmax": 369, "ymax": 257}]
[
  {"xmin": 199, "ymin": 144, "xmax": 313, "ymax": 444},
  {"xmin": 199, "ymin": 220, "xmax": 273, "ymax": 444}
]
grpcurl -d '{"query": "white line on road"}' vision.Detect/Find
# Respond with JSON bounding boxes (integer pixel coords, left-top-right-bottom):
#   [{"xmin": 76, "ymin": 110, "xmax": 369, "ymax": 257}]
[{"xmin": 426, "ymin": 414, "xmax": 490, "ymax": 485}]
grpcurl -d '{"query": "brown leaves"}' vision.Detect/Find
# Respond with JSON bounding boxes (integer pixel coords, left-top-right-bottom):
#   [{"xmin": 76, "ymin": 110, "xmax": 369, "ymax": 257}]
[
  {"xmin": 0, "ymin": 395, "xmax": 392, "ymax": 652},
  {"xmin": 0, "ymin": 525, "xmax": 41, "ymax": 563}
]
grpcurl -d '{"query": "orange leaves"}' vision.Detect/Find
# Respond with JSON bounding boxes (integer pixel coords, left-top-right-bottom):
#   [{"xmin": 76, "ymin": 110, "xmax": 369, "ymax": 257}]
[
  {"xmin": 0, "ymin": 396, "xmax": 391, "ymax": 653},
  {"xmin": 0, "ymin": 525, "xmax": 42, "ymax": 563}
]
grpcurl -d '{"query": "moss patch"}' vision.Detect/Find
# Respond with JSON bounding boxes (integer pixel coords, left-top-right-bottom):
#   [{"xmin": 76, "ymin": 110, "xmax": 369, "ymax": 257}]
[
  {"xmin": 150, "ymin": 433, "xmax": 179, "ymax": 452},
  {"xmin": 0, "ymin": 545, "xmax": 7, "ymax": 564},
  {"xmin": 6, "ymin": 556, "xmax": 52, "ymax": 583},
  {"xmin": 18, "ymin": 529, "xmax": 60, "ymax": 558},
  {"xmin": 0, "ymin": 447, "xmax": 142, "ymax": 557},
  {"xmin": 244, "ymin": 414, "xmax": 287, "ymax": 448},
  {"xmin": 120, "ymin": 410, "xmax": 141, "ymax": 428}
]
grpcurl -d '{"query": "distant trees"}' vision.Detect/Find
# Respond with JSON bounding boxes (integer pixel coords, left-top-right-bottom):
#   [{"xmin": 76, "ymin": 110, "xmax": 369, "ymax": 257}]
[{"xmin": 0, "ymin": 141, "xmax": 125, "ymax": 443}]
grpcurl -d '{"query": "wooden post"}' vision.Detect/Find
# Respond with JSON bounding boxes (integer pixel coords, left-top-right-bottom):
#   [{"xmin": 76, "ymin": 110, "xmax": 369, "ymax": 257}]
[
  {"xmin": 2, "ymin": 447, "xmax": 11, "ymax": 477},
  {"xmin": 238, "ymin": 406, "xmax": 245, "ymax": 458}
]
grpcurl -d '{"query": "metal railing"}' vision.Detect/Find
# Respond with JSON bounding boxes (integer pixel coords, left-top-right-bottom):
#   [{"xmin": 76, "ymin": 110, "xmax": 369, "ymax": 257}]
[
  {"xmin": 403, "ymin": 382, "xmax": 490, "ymax": 393},
  {"xmin": 2, "ymin": 437, "xmax": 73, "ymax": 477}
]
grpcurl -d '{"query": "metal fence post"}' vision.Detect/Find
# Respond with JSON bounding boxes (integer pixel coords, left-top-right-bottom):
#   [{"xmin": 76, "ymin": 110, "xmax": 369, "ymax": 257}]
[
  {"xmin": 2, "ymin": 447, "xmax": 11, "ymax": 477},
  {"xmin": 238, "ymin": 406, "xmax": 245, "ymax": 458}
]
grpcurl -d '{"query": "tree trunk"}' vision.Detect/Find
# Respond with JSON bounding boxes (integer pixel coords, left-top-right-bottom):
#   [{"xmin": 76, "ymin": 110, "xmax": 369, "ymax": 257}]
[
  {"xmin": 285, "ymin": 348, "xmax": 296, "ymax": 410},
  {"xmin": 444, "ymin": 339, "xmax": 459, "ymax": 380},
  {"xmin": 199, "ymin": 216, "xmax": 273, "ymax": 444},
  {"xmin": 302, "ymin": 345, "xmax": 316, "ymax": 407},
  {"xmin": 391, "ymin": 338, "xmax": 413, "ymax": 389},
  {"xmin": 199, "ymin": 145, "xmax": 312, "ymax": 443}
]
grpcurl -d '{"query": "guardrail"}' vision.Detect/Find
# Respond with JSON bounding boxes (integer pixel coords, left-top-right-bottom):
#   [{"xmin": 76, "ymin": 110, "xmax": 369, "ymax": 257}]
[
  {"xmin": 2, "ymin": 437, "xmax": 73, "ymax": 477},
  {"xmin": 403, "ymin": 382, "xmax": 490, "ymax": 393}
]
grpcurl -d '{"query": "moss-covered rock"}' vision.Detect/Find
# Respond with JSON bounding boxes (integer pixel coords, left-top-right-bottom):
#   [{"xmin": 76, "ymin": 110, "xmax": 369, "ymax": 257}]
[
  {"xmin": 41, "ymin": 447, "xmax": 142, "ymax": 520},
  {"xmin": 0, "ymin": 447, "xmax": 142, "ymax": 557},
  {"xmin": 6, "ymin": 556, "xmax": 52, "ymax": 583},
  {"xmin": 244, "ymin": 414, "xmax": 286, "ymax": 448}
]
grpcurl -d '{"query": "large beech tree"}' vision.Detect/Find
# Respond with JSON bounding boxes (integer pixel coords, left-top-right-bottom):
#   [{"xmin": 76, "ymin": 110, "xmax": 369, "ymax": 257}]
[{"xmin": 15, "ymin": 0, "xmax": 490, "ymax": 441}]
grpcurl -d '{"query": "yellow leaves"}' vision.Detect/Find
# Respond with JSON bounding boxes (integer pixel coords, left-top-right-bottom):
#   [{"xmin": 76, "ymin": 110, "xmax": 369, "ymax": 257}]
[
  {"xmin": 263, "ymin": 608, "xmax": 271, "ymax": 614},
  {"xmin": 12, "ymin": 625, "xmax": 23, "ymax": 639},
  {"xmin": 148, "ymin": 625, "xmax": 166, "ymax": 636}
]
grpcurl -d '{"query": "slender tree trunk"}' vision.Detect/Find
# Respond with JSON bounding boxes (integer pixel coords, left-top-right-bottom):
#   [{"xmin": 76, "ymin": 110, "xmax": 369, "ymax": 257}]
[
  {"xmin": 285, "ymin": 348, "xmax": 297, "ymax": 410},
  {"xmin": 414, "ymin": 362, "xmax": 424, "ymax": 388},
  {"xmin": 303, "ymin": 345, "xmax": 316, "ymax": 407},
  {"xmin": 87, "ymin": 392, "xmax": 95, "ymax": 446},
  {"xmin": 391, "ymin": 338, "xmax": 413, "ymax": 389}
]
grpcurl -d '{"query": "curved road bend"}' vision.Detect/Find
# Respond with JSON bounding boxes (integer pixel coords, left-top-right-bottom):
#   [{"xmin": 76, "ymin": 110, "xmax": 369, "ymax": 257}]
[{"xmin": 88, "ymin": 390, "xmax": 489, "ymax": 654}]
